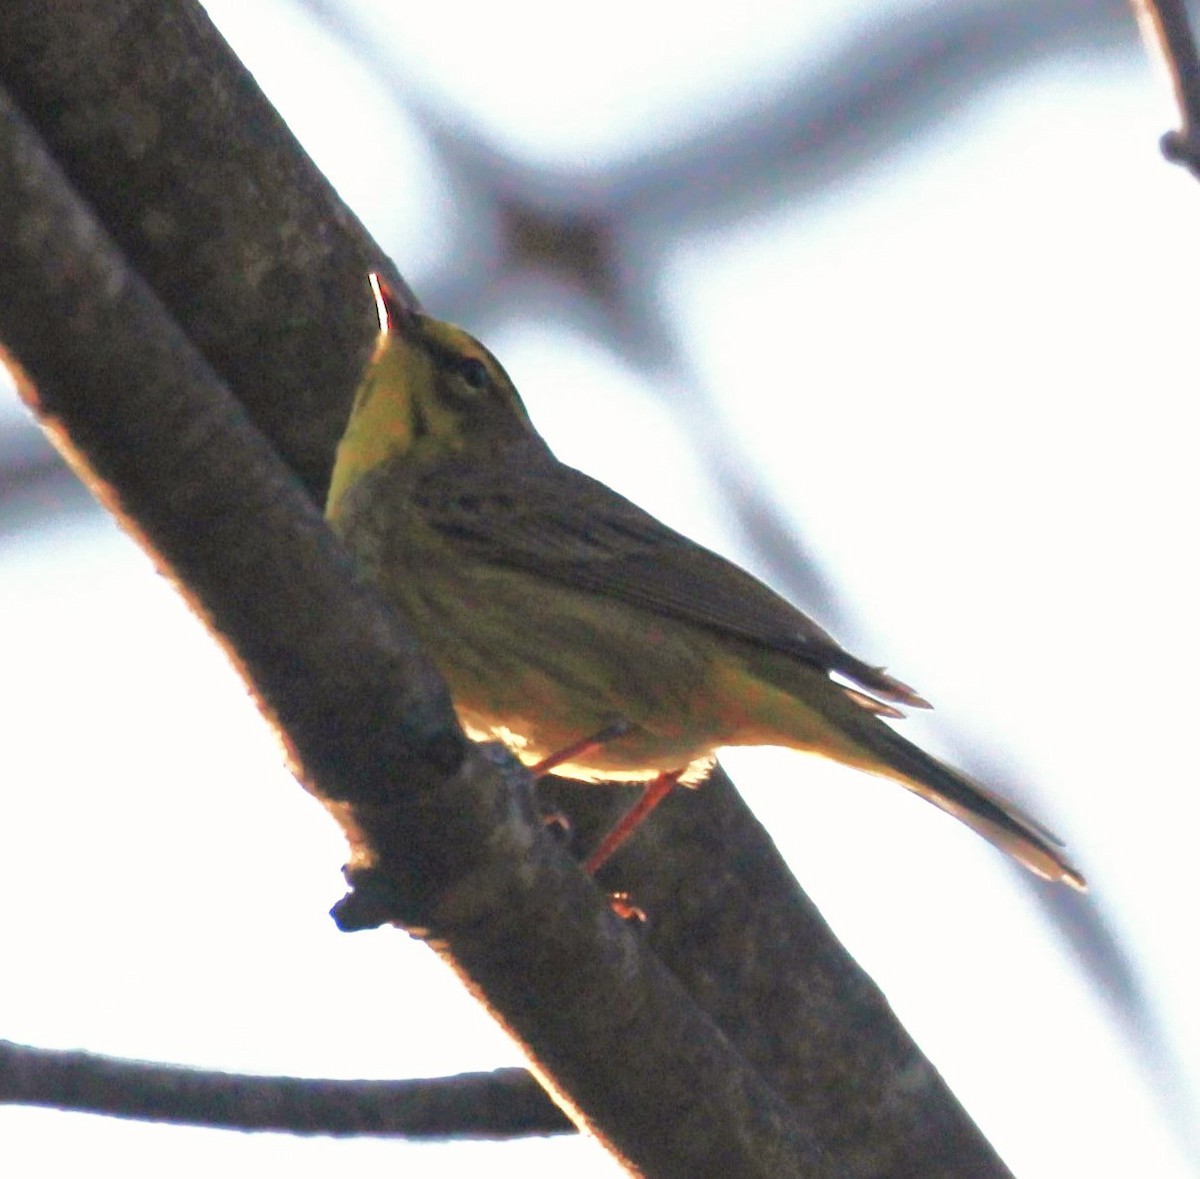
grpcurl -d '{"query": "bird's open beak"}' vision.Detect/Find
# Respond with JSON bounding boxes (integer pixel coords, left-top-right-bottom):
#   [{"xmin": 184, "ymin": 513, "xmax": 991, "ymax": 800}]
[{"xmin": 368, "ymin": 272, "xmax": 415, "ymax": 340}]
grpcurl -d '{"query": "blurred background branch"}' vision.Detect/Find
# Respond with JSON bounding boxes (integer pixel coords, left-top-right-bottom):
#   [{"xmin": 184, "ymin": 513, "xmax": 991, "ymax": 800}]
[{"xmin": 1133, "ymin": 0, "xmax": 1200, "ymax": 174}]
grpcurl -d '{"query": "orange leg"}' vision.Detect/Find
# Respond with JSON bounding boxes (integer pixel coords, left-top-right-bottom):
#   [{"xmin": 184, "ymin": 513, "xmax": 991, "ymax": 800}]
[
  {"xmin": 530, "ymin": 718, "xmax": 632, "ymax": 778},
  {"xmin": 583, "ymin": 771, "xmax": 682, "ymax": 875}
]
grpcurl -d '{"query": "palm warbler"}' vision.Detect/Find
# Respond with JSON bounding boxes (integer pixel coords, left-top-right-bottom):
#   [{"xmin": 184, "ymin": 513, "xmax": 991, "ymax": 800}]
[{"xmin": 326, "ymin": 275, "xmax": 1084, "ymax": 890}]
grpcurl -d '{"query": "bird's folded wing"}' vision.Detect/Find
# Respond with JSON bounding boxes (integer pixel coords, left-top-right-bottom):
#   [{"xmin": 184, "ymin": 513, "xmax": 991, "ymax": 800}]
[{"xmin": 415, "ymin": 446, "xmax": 928, "ymax": 709}]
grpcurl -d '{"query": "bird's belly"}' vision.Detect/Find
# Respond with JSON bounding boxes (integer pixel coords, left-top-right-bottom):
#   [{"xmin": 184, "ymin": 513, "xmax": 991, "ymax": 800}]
[{"xmin": 395, "ymin": 560, "xmax": 725, "ymax": 781}]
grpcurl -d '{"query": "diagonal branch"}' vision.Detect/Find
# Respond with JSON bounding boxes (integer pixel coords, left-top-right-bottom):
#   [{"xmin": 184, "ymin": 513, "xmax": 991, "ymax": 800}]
[
  {"xmin": 0, "ymin": 3, "xmax": 1015, "ymax": 1175},
  {"xmin": 0, "ymin": 1041, "xmax": 571, "ymax": 1138},
  {"xmin": 0, "ymin": 0, "xmax": 411, "ymax": 503},
  {"xmin": 0, "ymin": 80, "xmax": 832, "ymax": 1178}
]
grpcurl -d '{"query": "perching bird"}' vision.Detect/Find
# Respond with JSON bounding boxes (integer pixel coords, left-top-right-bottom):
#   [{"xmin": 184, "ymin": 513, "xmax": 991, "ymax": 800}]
[{"xmin": 326, "ymin": 275, "xmax": 1084, "ymax": 890}]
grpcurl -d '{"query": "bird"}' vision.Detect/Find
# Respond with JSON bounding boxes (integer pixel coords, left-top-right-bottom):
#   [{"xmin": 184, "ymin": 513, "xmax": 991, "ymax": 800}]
[{"xmin": 325, "ymin": 274, "xmax": 1085, "ymax": 890}]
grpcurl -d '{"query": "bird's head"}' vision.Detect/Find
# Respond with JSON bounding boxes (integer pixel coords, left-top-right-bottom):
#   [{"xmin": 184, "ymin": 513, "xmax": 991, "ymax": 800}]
[{"xmin": 327, "ymin": 274, "xmax": 540, "ymax": 518}]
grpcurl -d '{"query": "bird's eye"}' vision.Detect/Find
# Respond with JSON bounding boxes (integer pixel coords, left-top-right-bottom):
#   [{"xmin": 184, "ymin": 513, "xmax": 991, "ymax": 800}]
[{"xmin": 459, "ymin": 357, "xmax": 489, "ymax": 389}]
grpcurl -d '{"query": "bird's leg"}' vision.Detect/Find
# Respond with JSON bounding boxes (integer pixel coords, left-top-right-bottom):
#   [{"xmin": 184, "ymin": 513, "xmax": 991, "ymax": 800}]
[
  {"xmin": 583, "ymin": 770, "xmax": 682, "ymax": 875},
  {"xmin": 530, "ymin": 719, "xmax": 633, "ymax": 841},
  {"xmin": 530, "ymin": 718, "xmax": 633, "ymax": 777},
  {"xmin": 529, "ymin": 722, "xmax": 680, "ymax": 906}
]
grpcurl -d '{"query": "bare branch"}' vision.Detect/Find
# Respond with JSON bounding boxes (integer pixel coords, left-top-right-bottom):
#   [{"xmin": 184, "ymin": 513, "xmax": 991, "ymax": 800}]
[
  {"xmin": 1132, "ymin": 0, "xmax": 1200, "ymax": 175},
  {"xmin": 0, "ymin": 1041, "xmax": 570, "ymax": 1138},
  {"xmin": 0, "ymin": 79, "xmax": 833, "ymax": 1178},
  {"xmin": 0, "ymin": 3, "xmax": 1019, "ymax": 1174},
  {"xmin": 0, "ymin": 0, "xmax": 411, "ymax": 503}
]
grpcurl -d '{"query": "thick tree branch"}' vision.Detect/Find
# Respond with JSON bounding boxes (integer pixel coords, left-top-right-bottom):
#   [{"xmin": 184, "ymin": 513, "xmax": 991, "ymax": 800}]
[
  {"xmin": 0, "ymin": 82, "xmax": 832, "ymax": 1179},
  {"xmin": 0, "ymin": 3, "xmax": 1015, "ymax": 1175},
  {"xmin": 0, "ymin": 0, "xmax": 411, "ymax": 503},
  {"xmin": 1132, "ymin": 0, "xmax": 1200, "ymax": 175},
  {"xmin": 0, "ymin": 1041, "xmax": 570, "ymax": 1138}
]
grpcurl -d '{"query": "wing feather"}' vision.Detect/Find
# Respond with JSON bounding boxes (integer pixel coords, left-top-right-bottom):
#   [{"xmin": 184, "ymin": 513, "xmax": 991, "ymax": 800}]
[{"xmin": 415, "ymin": 443, "xmax": 928, "ymax": 708}]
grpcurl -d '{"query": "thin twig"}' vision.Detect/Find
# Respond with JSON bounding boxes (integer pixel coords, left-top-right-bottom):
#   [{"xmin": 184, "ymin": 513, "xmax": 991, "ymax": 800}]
[{"xmin": 0, "ymin": 1041, "xmax": 571, "ymax": 1138}]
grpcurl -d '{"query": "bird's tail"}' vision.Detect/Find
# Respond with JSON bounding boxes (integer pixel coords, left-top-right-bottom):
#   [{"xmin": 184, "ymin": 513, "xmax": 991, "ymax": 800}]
[
  {"xmin": 849, "ymin": 712, "xmax": 1086, "ymax": 890},
  {"xmin": 736, "ymin": 654, "xmax": 1086, "ymax": 889}
]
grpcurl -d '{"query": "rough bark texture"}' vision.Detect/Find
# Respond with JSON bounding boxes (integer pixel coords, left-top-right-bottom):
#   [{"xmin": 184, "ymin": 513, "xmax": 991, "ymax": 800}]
[
  {"xmin": 0, "ymin": 81, "xmax": 831, "ymax": 1178},
  {"xmin": 0, "ymin": 0, "xmax": 412, "ymax": 503},
  {"xmin": 0, "ymin": 3, "xmax": 1017, "ymax": 1175}
]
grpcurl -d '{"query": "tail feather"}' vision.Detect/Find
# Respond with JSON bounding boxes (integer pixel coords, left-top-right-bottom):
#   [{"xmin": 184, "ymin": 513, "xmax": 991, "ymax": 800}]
[
  {"xmin": 864, "ymin": 719, "xmax": 1087, "ymax": 890},
  {"xmin": 831, "ymin": 653, "xmax": 932, "ymax": 711},
  {"xmin": 727, "ymin": 652, "xmax": 1085, "ymax": 889},
  {"xmin": 838, "ymin": 685, "xmax": 906, "ymax": 719}
]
